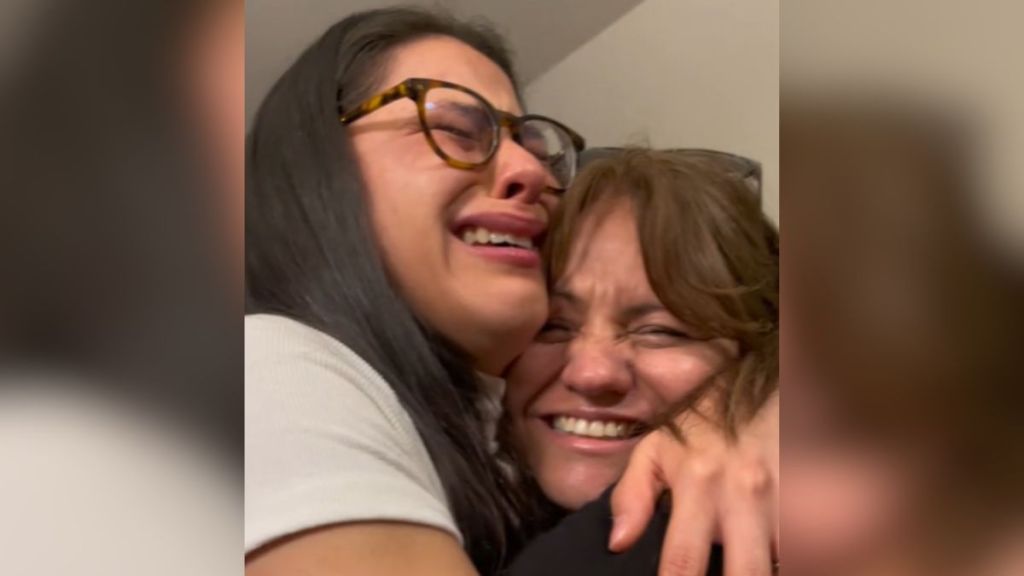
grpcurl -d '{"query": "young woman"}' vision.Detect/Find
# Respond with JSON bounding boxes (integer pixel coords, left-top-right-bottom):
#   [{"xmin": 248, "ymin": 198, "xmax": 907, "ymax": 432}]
[
  {"xmin": 246, "ymin": 8, "xmax": 584, "ymax": 573},
  {"xmin": 503, "ymin": 148, "xmax": 779, "ymax": 575},
  {"xmin": 246, "ymin": 8, "xmax": 778, "ymax": 576}
]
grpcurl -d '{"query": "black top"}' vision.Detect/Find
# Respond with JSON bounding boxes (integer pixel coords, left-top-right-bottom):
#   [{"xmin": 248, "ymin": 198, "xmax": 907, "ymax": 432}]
[{"xmin": 504, "ymin": 486, "xmax": 723, "ymax": 575}]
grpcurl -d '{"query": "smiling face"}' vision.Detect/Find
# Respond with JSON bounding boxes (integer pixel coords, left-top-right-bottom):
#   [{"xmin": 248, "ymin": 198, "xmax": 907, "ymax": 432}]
[
  {"xmin": 346, "ymin": 35, "xmax": 560, "ymax": 374},
  {"xmin": 504, "ymin": 198, "xmax": 737, "ymax": 510}
]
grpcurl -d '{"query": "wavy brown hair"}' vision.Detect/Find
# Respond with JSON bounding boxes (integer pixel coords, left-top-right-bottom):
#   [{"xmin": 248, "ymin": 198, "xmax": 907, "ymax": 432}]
[{"xmin": 543, "ymin": 147, "xmax": 779, "ymax": 436}]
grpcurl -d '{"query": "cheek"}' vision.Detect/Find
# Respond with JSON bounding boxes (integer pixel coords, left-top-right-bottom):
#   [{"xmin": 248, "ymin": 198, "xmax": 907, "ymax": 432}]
[
  {"xmin": 504, "ymin": 343, "xmax": 566, "ymax": 415},
  {"xmin": 539, "ymin": 193, "xmax": 560, "ymax": 217},
  {"xmin": 637, "ymin": 345, "xmax": 725, "ymax": 402},
  {"xmin": 536, "ymin": 453, "xmax": 629, "ymax": 510},
  {"xmin": 353, "ymin": 131, "xmax": 483, "ymax": 234},
  {"xmin": 504, "ymin": 344, "xmax": 567, "ymax": 481},
  {"xmin": 351, "ymin": 135, "xmax": 455, "ymax": 269},
  {"xmin": 353, "ymin": 136, "xmax": 419, "ymax": 222}
]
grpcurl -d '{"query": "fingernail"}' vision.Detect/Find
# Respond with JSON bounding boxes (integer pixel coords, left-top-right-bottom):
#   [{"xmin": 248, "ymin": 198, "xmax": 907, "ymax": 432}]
[{"xmin": 608, "ymin": 518, "xmax": 625, "ymax": 550}]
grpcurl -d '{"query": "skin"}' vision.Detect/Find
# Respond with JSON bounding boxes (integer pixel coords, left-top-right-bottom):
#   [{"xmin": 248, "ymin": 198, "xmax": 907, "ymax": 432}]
[
  {"xmin": 346, "ymin": 35, "xmax": 559, "ymax": 376},
  {"xmin": 612, "ymin": 393, "xmax": 779, "ymax": 576},
  {"xmin": 505, "ymin": 198, "xmax": 736, "ymax": 510}
]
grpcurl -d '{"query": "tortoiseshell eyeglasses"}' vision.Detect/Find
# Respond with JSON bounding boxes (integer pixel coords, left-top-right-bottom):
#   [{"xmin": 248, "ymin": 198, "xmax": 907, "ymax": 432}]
[{"xmin": 339, "ymin": 77, "xmax": 586, "ymax": 190}]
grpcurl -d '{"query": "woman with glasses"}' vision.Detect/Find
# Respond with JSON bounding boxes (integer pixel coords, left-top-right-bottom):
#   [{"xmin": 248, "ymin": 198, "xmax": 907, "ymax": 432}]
[
  {"xmin": 246, "ymin": 8, "xmax": 777, "ymax": 576},
  {"xmin": 246, "ymin": 9, "xmax": 583, "ymax": 574}
]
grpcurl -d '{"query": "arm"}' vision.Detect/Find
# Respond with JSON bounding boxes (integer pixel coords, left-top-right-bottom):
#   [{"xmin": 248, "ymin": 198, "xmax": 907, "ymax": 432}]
[
  {"xmin": 610, "ymin": 392, "xmax": 779, "ymax": 576},
  {"xmin": 247, "ymin": 522, "xmax": 477, "ymax": 576},
  {"xmin": 245, "ymin": 316, "xmax": 477, "ymax": 574},
  {"xmin": 505, "ymin": 486, "xmax": 723, "ymax": 576}
]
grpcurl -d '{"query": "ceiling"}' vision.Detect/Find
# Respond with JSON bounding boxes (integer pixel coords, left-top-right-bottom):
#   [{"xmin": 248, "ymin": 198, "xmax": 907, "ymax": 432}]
[{"xmin": 246, "ymin": 0, "xmax": 645, "ymax": 123}]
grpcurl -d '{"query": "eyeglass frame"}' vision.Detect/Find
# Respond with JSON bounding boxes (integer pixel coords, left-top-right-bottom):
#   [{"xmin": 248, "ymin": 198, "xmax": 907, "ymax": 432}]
[
  {"xmin": 579, "ymin": 146, "xmax": 763, "ymax": 198},
  {"xmin": 338, "ymin": 77, "xmax": 587, "ymax": 189}
]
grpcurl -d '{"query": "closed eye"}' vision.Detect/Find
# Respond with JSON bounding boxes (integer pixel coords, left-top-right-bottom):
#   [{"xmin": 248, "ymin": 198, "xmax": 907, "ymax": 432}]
[
  {"xmin": 535, "ymin": 320, "xmax": 574, "ymax": 343},
  {"xmin": 630, "ymin": 325, "xmax": 691, "ymax": 347},
  {"xmin": 542, "ymin": 149, "xmax": 566, "ymax": 164},
  {"xmin": 432, "ymin": 122, "xmax": 476, "ymax": 139}
]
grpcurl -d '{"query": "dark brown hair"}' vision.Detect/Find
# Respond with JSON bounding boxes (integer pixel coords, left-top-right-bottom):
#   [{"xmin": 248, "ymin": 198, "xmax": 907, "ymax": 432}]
[{"xmin": 544, "ymin": 147, "xmax": 780, "ymax": 435}]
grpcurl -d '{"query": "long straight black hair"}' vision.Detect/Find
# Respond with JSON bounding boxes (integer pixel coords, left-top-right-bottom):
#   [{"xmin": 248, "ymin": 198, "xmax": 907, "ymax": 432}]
[{"xmin": 245, "ymin": 8, "xmax": 525, "ymax": 572}]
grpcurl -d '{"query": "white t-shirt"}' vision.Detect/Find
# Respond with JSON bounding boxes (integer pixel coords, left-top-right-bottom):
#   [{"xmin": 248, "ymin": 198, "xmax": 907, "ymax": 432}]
[{"xmin": 245, "ymin": 313, "xmax": 467, "ymax": 553}]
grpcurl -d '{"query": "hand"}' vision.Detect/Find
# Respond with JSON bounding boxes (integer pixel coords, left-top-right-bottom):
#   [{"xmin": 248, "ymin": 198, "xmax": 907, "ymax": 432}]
[{"xmin": 609, "ymin": 392, "xmax": 779, "ymax": 576}]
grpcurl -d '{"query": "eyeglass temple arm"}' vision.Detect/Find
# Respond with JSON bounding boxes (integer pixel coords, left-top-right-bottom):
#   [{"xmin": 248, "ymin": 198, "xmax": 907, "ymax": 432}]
[
  {"xmin": 496, "ymin": 112, "xmax": 587, "ymax": 153},
  {"xmin": 338, "ymin": 83, "xmax": 414, "ymax": 124}
]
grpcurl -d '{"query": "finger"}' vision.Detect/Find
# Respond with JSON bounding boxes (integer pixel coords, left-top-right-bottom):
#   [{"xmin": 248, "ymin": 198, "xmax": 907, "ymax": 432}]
[
  {"xmin": 721, "ymin": 504, "xmax": 773, "ymax": 576},
  {"xmin": 609, "ymin": 440, "xmax": 664, "ymax": 552},
  {"xmin": 658, "ymin": 483, "xmax": 715, "ymax": 576},
  {"xmin": 721, "ymin": 456, "xmax": 776, "ymax": 576}
]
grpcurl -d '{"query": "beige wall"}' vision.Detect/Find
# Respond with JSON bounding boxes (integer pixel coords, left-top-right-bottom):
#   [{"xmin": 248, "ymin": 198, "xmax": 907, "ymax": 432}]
[
  {"xmin": 783, "ymin": 0, "xmax": 1024, "ymax": 255},
  {"xmin": 525, "ymin": 0, "xmax": 780, "ymax": 223}
]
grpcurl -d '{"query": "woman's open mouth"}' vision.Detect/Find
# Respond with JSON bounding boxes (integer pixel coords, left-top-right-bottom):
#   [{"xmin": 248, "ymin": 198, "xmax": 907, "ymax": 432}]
[
  {"xmin": 449, "ymin": 212, "xmax": 547, "ymax": 268},
  {"xmin": 542, "ymin": 415, "xmax": 648, "ymax": 440},
  {"xmin": 451, "ymin": 223, "xmax": 544, "ymax": 268},
  {"xmin": 457, "ymin": 225, "xmax": 536, "ymax": 251}
]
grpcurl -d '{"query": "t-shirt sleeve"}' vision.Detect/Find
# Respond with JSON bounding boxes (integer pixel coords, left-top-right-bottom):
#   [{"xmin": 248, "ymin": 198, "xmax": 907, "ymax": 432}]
[{"xmin": 244, "ymin": 315, "xmax": 461, "ymax": 553}]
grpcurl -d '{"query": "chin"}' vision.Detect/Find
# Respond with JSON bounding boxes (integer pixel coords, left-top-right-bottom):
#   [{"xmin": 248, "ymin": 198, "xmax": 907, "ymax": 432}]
[
  {"xmin": 497, "ymin": 284, "xmax": 547, "ymax": 318},
  {"xmin": 542, "ymin": 471, "xmax": 618, "ymax": 511},
  {"xmin": 431, "ymin": 297, "xmax": 544, "ymax": 373},
  {"xmin": 470, "ymin": 300, "xmax": 545, "ymax": 358},
  {"xmin": 461, "ymin": 321, "xmax": 534, "ymax": 375}
]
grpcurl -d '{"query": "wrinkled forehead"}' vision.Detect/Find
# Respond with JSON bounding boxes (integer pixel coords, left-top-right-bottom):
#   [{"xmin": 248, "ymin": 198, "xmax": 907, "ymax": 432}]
[
  {"xmin": 555, "ymin": 201, "xmax": 649, "ymax": 297},
  {"xmin": 376, "ymin": 35, "xmax": 522, "ymax": 115},
  {"xmin": 556, "ymin": 196, "xmax": 636, "ymax": 270}
]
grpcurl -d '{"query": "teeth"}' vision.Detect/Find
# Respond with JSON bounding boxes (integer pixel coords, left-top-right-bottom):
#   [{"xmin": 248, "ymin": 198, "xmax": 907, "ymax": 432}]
[
  {"xmin": 460, "ymin": 227, "xmax": 534, "ymax": 249},
  {"xmin": 551, "ymin": 415, "xmax": 634, "ymax": 439},
  {"xmin": 573, "ymin": 419, "xmax": 588, "ymax": 435}
]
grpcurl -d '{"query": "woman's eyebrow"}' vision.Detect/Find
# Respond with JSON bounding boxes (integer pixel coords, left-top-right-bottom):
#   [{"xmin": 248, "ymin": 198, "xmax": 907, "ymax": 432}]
[
  {"xmin": 549, "ymin": 289, "xmax": 579, "ymax": 307},
  {"xmin": 428, "ymin": 100, "xmax": 485, "ymax": 117},
  {"xmin": 621, "ymin": 302, "xmax": 669, "ymax": 321}
]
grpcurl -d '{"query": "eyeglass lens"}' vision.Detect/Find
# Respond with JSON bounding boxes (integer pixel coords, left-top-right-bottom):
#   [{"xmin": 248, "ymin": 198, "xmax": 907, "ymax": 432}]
[{"xmin": 422, "ymin": 86, "xmax": 577, "ymax": 188}]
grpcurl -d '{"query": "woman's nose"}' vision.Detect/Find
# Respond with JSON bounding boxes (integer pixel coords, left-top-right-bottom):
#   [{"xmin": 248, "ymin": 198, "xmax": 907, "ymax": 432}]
[
  {"xmin": 559, "ymin": 334, "xmax": 632, "ymax": 405},
  {"xmin": 488, "ymin": 137, "xmax": 551, "ymax": 204}
]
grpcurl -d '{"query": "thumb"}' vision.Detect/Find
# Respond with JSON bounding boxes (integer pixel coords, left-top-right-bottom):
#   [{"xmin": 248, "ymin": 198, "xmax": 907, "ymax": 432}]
[{"xmin": 609, "ymin": 443, "xmax": 664, "ymax": 552}]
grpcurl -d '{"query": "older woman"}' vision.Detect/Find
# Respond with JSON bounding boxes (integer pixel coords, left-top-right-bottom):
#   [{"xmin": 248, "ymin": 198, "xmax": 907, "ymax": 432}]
[{"xmin": 504, "ymin": 148, "xmax": 779, "ymax": 575}]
